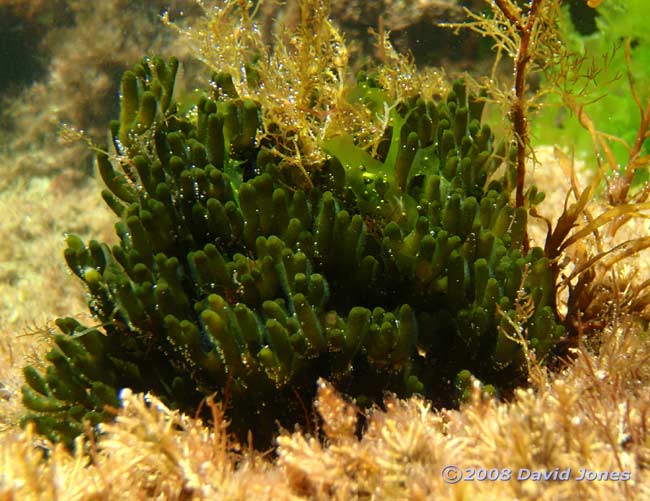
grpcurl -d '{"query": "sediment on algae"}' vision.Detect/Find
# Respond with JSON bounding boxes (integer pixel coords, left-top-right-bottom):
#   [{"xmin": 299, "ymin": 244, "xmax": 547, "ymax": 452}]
[{"xmin": 21, "ymin": 57, "xmax": 564, "ymax": 448}]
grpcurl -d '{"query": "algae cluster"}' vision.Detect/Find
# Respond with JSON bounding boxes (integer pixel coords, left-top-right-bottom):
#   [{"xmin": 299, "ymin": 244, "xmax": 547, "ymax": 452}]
[{"xmin": 21, "ymin": 47, "xmax": 563, "ymax": 446}]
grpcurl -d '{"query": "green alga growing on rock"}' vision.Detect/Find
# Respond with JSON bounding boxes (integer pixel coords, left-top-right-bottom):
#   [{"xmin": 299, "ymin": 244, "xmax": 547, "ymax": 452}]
[{"xmin": 20, "ymin": 48, "xmax": 564, "ymax": 448}]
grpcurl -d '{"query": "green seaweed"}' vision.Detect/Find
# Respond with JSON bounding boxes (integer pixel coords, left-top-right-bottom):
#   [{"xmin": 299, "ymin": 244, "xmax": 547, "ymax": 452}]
[
  {"xmin": 532, "ymin": 0, "xmax": 650, "ymax": 184},
  {"xmin": 22, "ymin": 57, "xmax": 564, "ymax": 449}
]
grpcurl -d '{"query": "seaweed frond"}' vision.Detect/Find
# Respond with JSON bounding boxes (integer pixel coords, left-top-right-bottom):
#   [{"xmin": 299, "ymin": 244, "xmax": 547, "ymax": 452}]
[
  {"xmin": 164, "ymin": 0, "xmax": 365, "ymax": 185},
  {"xmin": 443, "ymin": 0, "xmax": 565, "ymax": 212},
  {"xmin": 164, "ymin": 0, "xmax": 451, "ymax": 187}
]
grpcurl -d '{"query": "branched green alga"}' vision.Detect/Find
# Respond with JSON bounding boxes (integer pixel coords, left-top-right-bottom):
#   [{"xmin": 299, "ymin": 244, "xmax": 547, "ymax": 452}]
[{"xmin": 22, "ymin": 57, "xmax": 564, "ymax": 448}]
